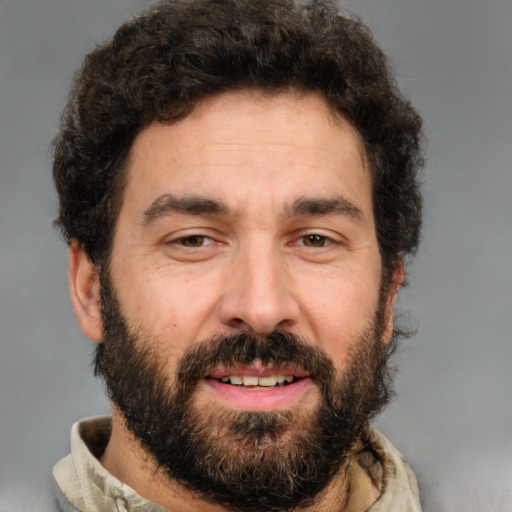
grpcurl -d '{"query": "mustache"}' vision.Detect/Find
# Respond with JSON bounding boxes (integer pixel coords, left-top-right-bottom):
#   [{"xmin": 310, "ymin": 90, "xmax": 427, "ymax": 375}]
[{"xmin": 176, "ymin": 331, "xmax": 335, "ymax": 388}]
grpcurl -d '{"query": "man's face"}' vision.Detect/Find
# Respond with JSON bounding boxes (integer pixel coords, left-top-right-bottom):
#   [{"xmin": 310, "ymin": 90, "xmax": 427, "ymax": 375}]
[{"xmin": 94, "ymin": 91, "xmax": 396, "ymax": 510}]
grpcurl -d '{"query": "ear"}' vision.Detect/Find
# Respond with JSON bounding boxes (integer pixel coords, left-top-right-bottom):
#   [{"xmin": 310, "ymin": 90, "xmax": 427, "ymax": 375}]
[
  {"xmin": 381, "ymin": 257, "xmax": 404, "ymax": 344},
  {"xmin": 68, "ymin": 240, "xmax": 103, "ymax": 343}
]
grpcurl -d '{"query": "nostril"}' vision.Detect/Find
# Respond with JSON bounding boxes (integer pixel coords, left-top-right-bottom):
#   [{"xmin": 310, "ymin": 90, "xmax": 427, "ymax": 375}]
[{"xmin": 230, "ymin": 317, "xmax": 249, "ymax": 329}]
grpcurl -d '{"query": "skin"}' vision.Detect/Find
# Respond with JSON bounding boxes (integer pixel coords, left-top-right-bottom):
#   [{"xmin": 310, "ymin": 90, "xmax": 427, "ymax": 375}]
[{"xmin": 69, "ymin": 90, "xmax": 402, "ymax": 511}]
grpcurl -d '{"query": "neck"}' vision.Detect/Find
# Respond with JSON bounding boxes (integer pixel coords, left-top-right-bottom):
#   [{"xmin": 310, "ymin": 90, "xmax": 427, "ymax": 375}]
[{"xmin": 100, "ymin": 409, "xmax": 378, "ymax": 512}]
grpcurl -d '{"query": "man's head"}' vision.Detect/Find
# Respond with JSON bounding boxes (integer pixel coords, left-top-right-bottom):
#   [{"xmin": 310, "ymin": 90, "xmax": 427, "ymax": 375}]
[{"xmin": 54, "ymin": 1, "xmax": 423, "ymax": 511}]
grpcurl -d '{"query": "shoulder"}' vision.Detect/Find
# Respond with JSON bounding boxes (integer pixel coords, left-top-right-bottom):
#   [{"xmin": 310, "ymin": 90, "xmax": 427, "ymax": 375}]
[{"xmin": 52, "ymin": 477, "xmax": 82, "ymax": 512}]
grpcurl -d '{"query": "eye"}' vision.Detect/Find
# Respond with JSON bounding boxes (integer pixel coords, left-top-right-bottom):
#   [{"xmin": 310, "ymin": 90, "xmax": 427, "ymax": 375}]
[
  {"xmin": 163, "ymin": 232, "xmax": 224, "ymax": 262},
  {"xmin": 300, "ymin": 234, "xmax": 331, "ymax": 247},
  {"xmin": 174, "ymin": 235, "xmax": 213, "ymax": 247}
]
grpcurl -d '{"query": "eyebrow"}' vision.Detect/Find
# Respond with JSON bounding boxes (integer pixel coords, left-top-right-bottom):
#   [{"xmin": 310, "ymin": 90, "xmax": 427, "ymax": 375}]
[
  {"xmin": 142, "ymin": 194, "xmax": 230, "ymax": 225},
  {"xmin": 286, "ymin": 196, "xmax": 365, "ymax": 222},
  {"xmin": 142, "ymin": 193, "xmax": 365, "ymax": 225}
]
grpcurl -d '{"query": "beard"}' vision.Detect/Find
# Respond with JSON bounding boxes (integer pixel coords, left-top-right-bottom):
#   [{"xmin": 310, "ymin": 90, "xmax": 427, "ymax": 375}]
[{"xmin": 95, "ymin": 269, "xmax": 395, "ymax": 512}]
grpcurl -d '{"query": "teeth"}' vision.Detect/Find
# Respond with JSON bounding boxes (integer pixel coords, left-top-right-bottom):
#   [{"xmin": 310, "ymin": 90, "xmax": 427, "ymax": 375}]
[
  {"xmin": 220, "ymin": 375, "xmax": 295, "ymax": 386},
  {"xmin": 258, "ymin": 375, "xmax": 277, "ymax": 386},
  {"xmin": 242, "ymin": 375, "xmax": 259, "ymax": 386}
]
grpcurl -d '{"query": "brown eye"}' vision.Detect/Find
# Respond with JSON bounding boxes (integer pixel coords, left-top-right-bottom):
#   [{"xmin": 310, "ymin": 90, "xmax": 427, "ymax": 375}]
[
  {"xmin": 302, "ymin": 234, "xmax": 327, "ymax": 247},
  {"xmin": 179, "ymin": 235, "xmax": 207, "ymax": 247}
]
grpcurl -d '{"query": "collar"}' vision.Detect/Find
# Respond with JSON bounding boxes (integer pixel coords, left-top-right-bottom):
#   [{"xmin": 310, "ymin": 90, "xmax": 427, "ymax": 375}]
[{"xmin": 53, "ymin": 416, "xmax": 169, "ymax": 512}]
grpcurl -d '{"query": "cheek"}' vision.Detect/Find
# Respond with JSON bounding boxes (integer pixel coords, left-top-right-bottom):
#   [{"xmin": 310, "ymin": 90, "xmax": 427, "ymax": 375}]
[
  {"xmin": 297, "ymin": 271, "xmax": 381, "ymax": 360},
  {"xmin": 118, "ymin": 267, "xmax": 224, "ymax": 345}
]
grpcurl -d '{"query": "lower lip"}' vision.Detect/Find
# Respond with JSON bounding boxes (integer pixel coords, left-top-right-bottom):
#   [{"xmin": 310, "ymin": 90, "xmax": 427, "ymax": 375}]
[{"xmin": 201, "ymin": 378, "xmax": 314, "ymax": 411}]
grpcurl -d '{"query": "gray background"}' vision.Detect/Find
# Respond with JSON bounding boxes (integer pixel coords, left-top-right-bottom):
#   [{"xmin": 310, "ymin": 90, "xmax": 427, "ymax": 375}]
[{"xmin": 1, "ymin": 0, "xmax": 511, "ymax": 510}]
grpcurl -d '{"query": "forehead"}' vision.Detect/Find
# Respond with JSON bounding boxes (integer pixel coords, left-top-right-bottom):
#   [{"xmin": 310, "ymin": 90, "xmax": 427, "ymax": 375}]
[
  {"xmin": 131, "ymin": 90, "xmax": 366, "ymax": 163},
  {"xmin": 121, "ymin": 90, "xmax": 371, "ymax": 219}
]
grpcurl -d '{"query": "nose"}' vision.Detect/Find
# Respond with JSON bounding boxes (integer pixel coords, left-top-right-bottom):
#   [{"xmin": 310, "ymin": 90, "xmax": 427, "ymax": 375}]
[{"xmin": 219, "ymin": 243, "xmax": 300, "ymax": 335}]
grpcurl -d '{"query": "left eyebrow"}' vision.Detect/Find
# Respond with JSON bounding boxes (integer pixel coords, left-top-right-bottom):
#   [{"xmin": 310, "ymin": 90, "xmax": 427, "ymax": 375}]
[
  {"xmin": 286, "ymin": 196, "xmax": 366, "ymax": 223},
  {"xmin": 142, "ymin": 193, "xmax": 230, "ymax": 225}
]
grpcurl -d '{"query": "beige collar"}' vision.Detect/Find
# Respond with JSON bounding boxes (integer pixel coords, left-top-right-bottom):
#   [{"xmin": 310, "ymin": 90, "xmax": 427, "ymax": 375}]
[{"xmin": 53, "ymin": 417, "xmax": 169, "ymax": 512}]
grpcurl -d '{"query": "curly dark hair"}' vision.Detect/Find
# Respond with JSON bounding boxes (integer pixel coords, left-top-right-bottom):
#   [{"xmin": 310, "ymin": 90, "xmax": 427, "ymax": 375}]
[{"xmin": 53, "ymin": 0, "xmax": 423, "ymax": 274}]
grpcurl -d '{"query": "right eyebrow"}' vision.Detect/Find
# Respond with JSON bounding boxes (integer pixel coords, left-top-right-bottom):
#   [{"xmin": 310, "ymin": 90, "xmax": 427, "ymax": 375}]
[
  {"xmin": 141, "ymin": 194, "xmax": 230, "ymax": 225},
  {"xmin": 286, "ymin": 195, "xmax": 366, "ymax": 223}
]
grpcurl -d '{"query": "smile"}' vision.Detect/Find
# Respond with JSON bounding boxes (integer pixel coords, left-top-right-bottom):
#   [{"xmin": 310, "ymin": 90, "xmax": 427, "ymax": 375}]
[
  {"xmin": 201, "ymin": 366, "xmax": 314, "ymax": 411},
  {"xmin": 218, "ymin": 374, "xmax": 296, "ymax": 387}
]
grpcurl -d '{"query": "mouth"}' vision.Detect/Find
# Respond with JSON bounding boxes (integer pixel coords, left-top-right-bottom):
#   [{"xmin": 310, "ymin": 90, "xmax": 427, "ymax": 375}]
[
  {"xmin": 208, "ymin": 373, "xmax": 304, "ymax": 388},
  {"xmin": 201, "ymin": 365, "xmax": 314, "ymax": 411}
]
